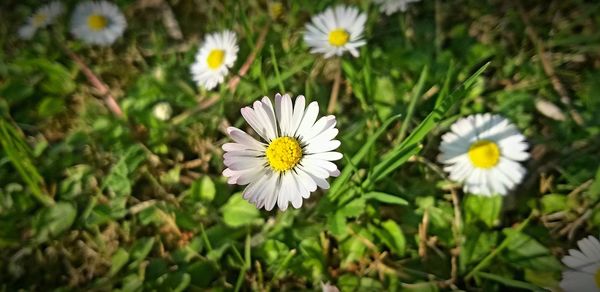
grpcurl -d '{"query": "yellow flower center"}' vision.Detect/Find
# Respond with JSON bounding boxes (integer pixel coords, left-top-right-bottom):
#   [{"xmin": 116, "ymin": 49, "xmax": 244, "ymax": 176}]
[
  {"xmin": 266, "ymin": 137, "xmax": 303, "ymax": 172},
  {"xmin": 32, "ymin": 13, "xmax": 48, "ymax": 26},
  {"xmin": 206, "ymin": 49, "xmax": 225, "ymax": 69},
  {"xmin": 468, "ymin": 140, "xmax": 501, "ymax": 169},
  {"xmin": 269, "ymin": 2, "xmax": 284, "ymax": 19},
  {"xmin": 87, "ymin": 14, "xmax": 108, "ymax": 31},
  {"xmin": 595, "ymin": 268, "xmax": 600, "ymax": 288},
  {"xmin": 328, "ymin": 28, "xmax": 349, "ymax": 47}
]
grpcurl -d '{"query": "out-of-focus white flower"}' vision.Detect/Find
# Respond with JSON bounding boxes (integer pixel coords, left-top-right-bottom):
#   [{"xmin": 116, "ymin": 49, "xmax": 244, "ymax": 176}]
[
  {"xmin": 190, "ymin": 30, "xmax": 239, "ymax": 90},
  {"xmin": 18, "ymin": 1, "xmax": 65, "ymax": 40},
  {"xmin": 153, "ymin": 102, "xmax": 173, "ymax": 121},
  {"xmin": 438, "ymin": 113, "xmax": 530, "ymax": 196},
  {"xmin": 374, "ymin": 0, "xmax": 421, "ymax": 15},
  {"xmin": 303, "ymin": 5, "xmax": 367, "ymax": 58},
  {"xmin": 70, "ymin": 1, "xmax": 127, "ymax": 46},
  {"xmin": 561, "ymin": 236, "xmax": 600, "ymax": 292}
]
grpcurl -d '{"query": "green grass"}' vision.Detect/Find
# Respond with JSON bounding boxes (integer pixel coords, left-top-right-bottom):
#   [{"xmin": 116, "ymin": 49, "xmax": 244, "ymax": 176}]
[{"xmin": 1, "ymin": 0, "xmax": 600, "ymax": 291}]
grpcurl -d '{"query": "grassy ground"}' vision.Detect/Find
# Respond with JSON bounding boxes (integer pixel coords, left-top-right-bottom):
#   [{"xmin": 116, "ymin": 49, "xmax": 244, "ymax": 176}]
[{"xmin": 1, "ymin": 0, "xmax": 600, "ymax": 291}]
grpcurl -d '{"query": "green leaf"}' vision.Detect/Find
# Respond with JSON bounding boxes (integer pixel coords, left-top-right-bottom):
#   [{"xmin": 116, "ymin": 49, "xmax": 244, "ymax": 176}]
[
  {"xmin": 339, "ymin": 198, "xmax": 366, "ymax": 217},
  {"xmin": 160, "ymin": 272, "xmax": 191, "ymax": 292},
  {"xmin": 364, "ymin": 192, "xmax": 409, "ymax": 205},
  {"xmin": 540, "ymin": 194, "xmax": 567, "ymax": 214},
  {"xmin": 375, "ymin": 220, "xmax": 406, "ymax": 256},
  {"xmin": 32, "ymin": 202, "xmax": 77, "ymax": 243},
  {"xmin": 187, "ymin": 260, "xmax": 219, "ymax": 287},
  {"xmin": 199, "ymin": 176, "xmax": 216, "ymax": 202},
  {"xmin": 501, "ymin": 229, "xmax": 562, "ymax": 272},
  {"xmin": 464, "ymin": 195, "xmax": 502, "ymax": 228},
  {"xmin": 328, "ymin": 211, "xmax": 347, "ymax": 237},
  {"xmin": 109, "ymin": 248, "xmax": 130, "ymax": 277},
  {"xmin": 220, "ymin": 193, "xmax": 263, "ymax": 228},
  {"xmin": 128, "ymin": 237, "xmax": 155, "ymax": 269},
  {"xmin": 475, "ymin": 271, "xmax": 545, "ymax": 291}
]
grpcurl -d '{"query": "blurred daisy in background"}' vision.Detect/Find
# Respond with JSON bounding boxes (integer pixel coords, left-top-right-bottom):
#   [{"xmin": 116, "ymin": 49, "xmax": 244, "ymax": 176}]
[
  {"xmin": 70, "ymin": 1, "xmax": 127, "ymax": 46},
  {"xmin": 561, "ymin": 235, "xmax": 600, "ymax": 292},
  {"xmin": 18, "ymin": 1, "xmax": 64, "ymax": 40},
  {"xmin": 304, "ymin": 5, "xmax": 367, "ymax": 58},
  {"xmin": 374, "ymin": 0, "xmax": 421, "ymax": 15},
  {"xmin": 222, "ymin": 94, "xmax": 342, "ymax": 211},
  {"xmin": 190, "ymin": 30, "xmax": 238, "ymax": 90},
  {"xmin": 152, "ymin": 102, "xmax": 172, "ymax": 121},
  {"xmin": 438, "ymin": 113, "xmax": 530, "ymax": 196}
]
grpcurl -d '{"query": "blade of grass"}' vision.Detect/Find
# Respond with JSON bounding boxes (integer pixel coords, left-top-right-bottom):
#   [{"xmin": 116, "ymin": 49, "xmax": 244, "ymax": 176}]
[
  {"xmin": 0, "ymin": 119, "xmax": 54, "ymax": 206},
  {"xmin": 266, "ymin": 58, "xmax": 313, "ymax": 90},
  {"xmin": 269, "ymin": 45, "xmax": 285, "ymax": 93},
  {"xmin": 465, "ymin": 211, "xmax": 534, "ymax": 280},
  {"xmin": 398, "ymin": 66, "xmax": 428, "ymax": 142},
  {"xmin": 368, "ymin": 63, "xmax": 490, "ymax": 185},
  {"xmin": 474, "ymin": 272, "xmax": 544, "ymax": 291},
  {"xmin": 328, "ymin": 114, "xmax": 402, "ymax": 200}
]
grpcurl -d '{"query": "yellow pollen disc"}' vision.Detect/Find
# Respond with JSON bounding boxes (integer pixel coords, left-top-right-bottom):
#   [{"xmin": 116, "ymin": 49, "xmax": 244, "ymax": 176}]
[
  {"xmin": 206, "ymin": 49, "xmax": 225, "ymax": 70},
  {"xmin": 32, "ymin": 13, "xmax": 48, "ymax": 26},
  {"xmin": 595, "ymin": 268, "xmax": 600, "ymax": 288},
  {"xmin": 269, "ymin": 2, "xmax": 284, "ymax": 19},
  {"xmin": 266, "ymin": 136, "xmax": 303, "ymax": 172},
  {"xmin": 328, "ymin": 28, "xmax": 349, "ymax": 47},
  {"xmin": 468, "ymin": 140, "xmax": 501, "ymax": 169},
  {"xmin": 87, "ymin": 14, "xmax": 108, "ymax": 31}
]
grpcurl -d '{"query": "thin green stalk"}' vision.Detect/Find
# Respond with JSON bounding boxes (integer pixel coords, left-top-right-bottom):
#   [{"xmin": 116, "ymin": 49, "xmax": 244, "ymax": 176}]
[
  {"xmin": 270, "ymin": 45, "xmax": 285, "ymax": 93},
  {"xmin": 398, "ymin": 66, "xmax": 428, "ymax": 142},
  {"xmin": 465, "ymin": 211, "xmax": 535, "ymax": 280},
  {"xmin": 199, "ymin": 224, "xmax": 213, "ymax": 252},
  {"xmin": 270, "ymin": 249, "xmax": 296, "ymax": 284}
]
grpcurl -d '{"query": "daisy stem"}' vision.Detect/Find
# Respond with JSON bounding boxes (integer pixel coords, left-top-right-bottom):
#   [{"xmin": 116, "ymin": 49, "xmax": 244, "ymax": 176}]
[
  {"xmin": 327, "ymin": 60, "xmax": 342, "ymax": 114},
  {"xmin": 228, "ymin": 24, "xmax": 269, "ymax": 92},
  {"xmin": 61, "ymin": 46, "xmax": 124, "ymax": 118},
  {"xmin": 465, "ymin": 211, "xmax": 536, "ymax": 280}
]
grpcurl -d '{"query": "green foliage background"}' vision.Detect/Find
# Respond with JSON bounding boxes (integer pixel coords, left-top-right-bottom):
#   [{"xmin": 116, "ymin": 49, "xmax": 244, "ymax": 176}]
[{"xmin": 1, "ymin": 0, "xmax": 600, "ymax": 291}]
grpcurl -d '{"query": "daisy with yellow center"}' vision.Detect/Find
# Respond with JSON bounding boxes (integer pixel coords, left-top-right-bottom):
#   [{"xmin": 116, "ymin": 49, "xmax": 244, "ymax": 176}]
[
  {"xmin": 561, "ymin": 236, "xmax": 600, "ymax": 292},
  {"xmin": 223, "ymin": 94, "xmax": 342, "ymax": 211},
  {"xmin": 18, "ymin": 1, "xmax": 64, "ymax": 40},
  {"xmin": 438, "ymin": 113, "xmax": 530, "ymax": 196},
  {"xmin": 70, "ymin": 1, "xmax": 127, "ymax": 46},
  {"xmin": 190, "ymin": 30, "xmax": 238, "ymax": 90},
  {"xmin": 374, "ymin": 0, "xmax": 422, "ymax": 15},
  {"xmin": 304, "ymin": 5, "xmax": 367, "ymax": 58}
]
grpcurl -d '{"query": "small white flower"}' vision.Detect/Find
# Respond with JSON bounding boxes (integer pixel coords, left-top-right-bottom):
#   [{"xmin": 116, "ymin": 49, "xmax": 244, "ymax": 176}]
[
  {"xmin": 438, "ymin": 113, "xmax": 530, "ymax": 196},
  {"xmin": 70, "ymin": 1, "xmax": 127, "ymax": 46},
  {"xmin": 222, "ymin": 93, "xmax": 342, "ymax": 211},
  {"xmin": 561, "ymin": 236, "xmax": 600, "ymax": 292},
  {"xmin": 303, "ymin": 5, "xmax": 367, "ymax": 58},
  {"xmin": 152, "ymin": 102, "xmax": 172, "ymax": 121},
  {"xmin": 190, "ymin": 30, "xmax": 239, "ymax": 90},
  {"xmin": 374, "ymin": 0, "xmax": 421, "ymax": 15},
  {"xmin": 18, "ymin": 1, "xmax": 65, "ymax": 40}
]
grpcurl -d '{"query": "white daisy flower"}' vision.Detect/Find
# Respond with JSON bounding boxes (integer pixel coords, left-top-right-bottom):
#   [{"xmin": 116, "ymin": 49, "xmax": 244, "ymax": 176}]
[
  {"xmin": 438, "ymin": 113, "xmax": 530, "ymax": 196},
  {"xmin": 561, "ymin": 236, "xmax": 600, "ymax": 292},
  {"xmin": 303, "ymin": 5, "xmax": 367, "ymax": 58},
  {"xmin": 18, "ymin": 1, "xmax": 65, "ymax": 40},
  {"xmin": 374, "ymin": 0, "xmax": 421, "ymax": 15},
  {"xmin": 70, "ymin": 1, "xmax": 127, "ymax": 46},
  {"xmin": 190, "ymin": 30, "xmax": 239, "ymax": 90},
  {"xmin": 222, "ymin": 93, "xmax": 342, "ymax": 211}
]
